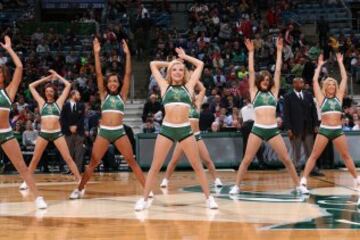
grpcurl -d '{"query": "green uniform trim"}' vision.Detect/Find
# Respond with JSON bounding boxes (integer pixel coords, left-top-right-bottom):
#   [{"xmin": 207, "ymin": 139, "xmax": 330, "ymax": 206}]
[
  {"xmin": 39, "ymin": 130, "xmax": 63, "ymax": 142},
  {"xmin": 251, "ymin": 124, "xmax": 280, "ymax": 141},
  {"xmin": 189, "ymin": 105, "xmax": 200, "ymax": 119},
  {"xmin": 159, "ymin": 123, "xmax": 193, "ymax": 142},
  {"xmin": 252, "ymin": 91, "xmax": 277, "ymax": 110},
  {"xmin": 194, "ymin": 131, "xmax": 202, "ymax": 141},
  {"xmin": 320, "ymin": 97, "xmax": 342, "ymax": 115},
  {"xmin": 0, "ymin": 89, "xmax": 12, "ymax": 111},
  {"xmin": 101, "ymin": 94, "xmax": 125, "ymax": 115},
  {"xmin": 0, "ymin": 128, "xmax": 15, "ymax": 145},
  {"xmin": 98, "ymin": 125, "xmax": 126, "ymax": 143},
  {"xmin": 162, "ymin": 85, "xmax": 192, "ymax": 107},
  {"xmin": 40, "ymin": 102, "xmax": 61, "ymax": 118},
  {"xmin": 318, "ymin": 126, "xmax": 343, "ymax": 140}
]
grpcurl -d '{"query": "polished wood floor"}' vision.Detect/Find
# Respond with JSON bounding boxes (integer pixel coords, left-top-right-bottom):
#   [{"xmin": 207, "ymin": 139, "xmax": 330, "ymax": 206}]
[{"xmin": 0, "ymin": 170, "xmax": 359, "ymax": 240}]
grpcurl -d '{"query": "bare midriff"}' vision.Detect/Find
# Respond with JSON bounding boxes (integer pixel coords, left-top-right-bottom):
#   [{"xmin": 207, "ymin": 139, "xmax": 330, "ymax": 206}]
[
  {"xmin": 41, "ymin": 118, "xmax": 61, "ymax": 130},
  {"xmin": 254, "ymin": 108, "xmax": 277, "ymax": 125},
  {"xmin": 100, "ymin": 112, "xmax": 124, "ymax": 126},
  {"xmin": 0, "ymin": 111, "xmax": 10, "ymax": 129},
  {"xmin": 163, "ymin": 105, "xmax": 190, "ymax": 124},
  {"xmin": 321, "ymin": 113, "xmax": 342, "ymax": 126}
]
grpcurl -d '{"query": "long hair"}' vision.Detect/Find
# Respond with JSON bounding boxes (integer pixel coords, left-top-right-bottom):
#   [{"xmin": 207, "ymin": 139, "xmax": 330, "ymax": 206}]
[
  {"xmin": 0, "ymin": 65, "xmax": 10, "ymax": 87},
  {"xmin": 105, "ymin": 72, "xmax": 122, "ymax": 94},
  {"xmin": 321, "ymin": 77, "xmax": 338, "ymax": 96},
  {"xmin": 255, "ymin": 70, "xmax": 274, "ymax": 91},
  {"xmin": 43, "ymin": 83, "xmax": 59, "ymax": 101},
  {"xmin": 165, "ymin": 60, "xmax": 190, "ymax": 85}
]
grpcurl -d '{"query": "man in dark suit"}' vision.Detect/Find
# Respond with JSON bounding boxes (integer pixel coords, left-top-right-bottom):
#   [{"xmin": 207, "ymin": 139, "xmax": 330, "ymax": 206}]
[
  {"xmin": 61, "ymin": 90, "xmax": 85, "ymax": 172},
  {"xmin": 284, "ymin": 77, "xmax": 322, "ymax": 176}
]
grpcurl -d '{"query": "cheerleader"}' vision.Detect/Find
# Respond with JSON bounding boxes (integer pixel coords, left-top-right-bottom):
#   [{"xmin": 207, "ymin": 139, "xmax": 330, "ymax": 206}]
[
  {"xmin": 300, "ymin": 53, "xmax": 359, "ymax": 192},
  {"xmin": 19, "ymin": 70, "xmax": 81, "ymax": 190},
  {"xmin": 134, "ymin": 48, "xmax": 218, "ymax": 211},
  {"xmin": 0, "ymin": 36, "xmax": 47, "ymax": 208},
  {"xmin": 160, "ymin": 81, "xmax": 223, "ymax": 188}
]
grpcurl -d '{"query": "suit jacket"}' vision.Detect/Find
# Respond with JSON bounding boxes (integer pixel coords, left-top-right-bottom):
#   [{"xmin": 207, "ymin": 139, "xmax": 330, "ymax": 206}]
[
  {"xmin": 284, "ymin": 90, "xmax": 319, "ymax": 136},
  {"xmin": 61, "ymin": 101, "xmax": 85, "ymax": 136}
]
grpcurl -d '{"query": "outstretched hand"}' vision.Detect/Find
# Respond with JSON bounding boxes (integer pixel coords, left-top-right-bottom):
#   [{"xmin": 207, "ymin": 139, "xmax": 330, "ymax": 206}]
[
  {"xmin": 336, "ymin": 52, "xmax": 343, "ymax": 63},
  {"xmin": 48, "ymin": 69, "xmax": 58, "ymax": 81},
  {"xmin": 0, "ymin": 36, "xmax": 12, "ymax": 50},
  {"xmin": 317, "ymin": 54, "xmax": 326, "ymax": 67},
  {"xmin": 175, "ymin": 47, "xmax": 186, "ymax": 59},
  {"xmin": 244, "ymin": 38, "xmax": 254, "ymax": 52},
  {"xmin": 276, "ymin": 37, "xmax": 283, "ymax": 51},
  {"xmin": 93, "ymin": 38, "xmax": 101, "ymax": 54},
  {"xmin": 122, "ymin": 39, "xmax": 130, "ymax": 55}
]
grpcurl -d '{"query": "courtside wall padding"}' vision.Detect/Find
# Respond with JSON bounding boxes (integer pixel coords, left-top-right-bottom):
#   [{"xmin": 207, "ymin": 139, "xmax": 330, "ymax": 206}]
[{"xmin": 135, "ymin": 132, "xmax": 360, "ymax": 169}]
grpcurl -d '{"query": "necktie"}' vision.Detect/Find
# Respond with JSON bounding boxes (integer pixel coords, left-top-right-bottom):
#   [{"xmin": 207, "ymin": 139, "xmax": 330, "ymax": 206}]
[{"xmin": 72, "ymin": 103, "xmax": 76, "ymax": 112}]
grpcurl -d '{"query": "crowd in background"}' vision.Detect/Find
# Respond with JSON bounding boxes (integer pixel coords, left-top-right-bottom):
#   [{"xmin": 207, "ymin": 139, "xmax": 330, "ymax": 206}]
[
  {"xmin": 143, "ymin": 0, "xmax": 360, "ymax": 134},
  {"xmin": 0, "ymin": 0, "xmax": 360, "ymax": 172}
]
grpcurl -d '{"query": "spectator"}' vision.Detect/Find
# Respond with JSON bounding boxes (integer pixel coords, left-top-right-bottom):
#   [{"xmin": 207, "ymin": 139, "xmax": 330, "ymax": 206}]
[
  {"xmin": 141, "ymin": 115, "xmax": 160, "ymax": 133},
  {"xmin": 284, "ymin": 77, "xmax": 321, "ymax": 176},
  {"xmin": 142, "ymin": 94, "xmax": 163, "ymax": 123},
  {"xmin": 199, "ymin": 103, "xmax": 214, "ymax": 131},
  {"xmin": 22, "ymin": 120, "xmax": 38, "ymax": 147},
  {"xmin": 61, "ymin": 90, "xmax": 85, "ymax": 172}
]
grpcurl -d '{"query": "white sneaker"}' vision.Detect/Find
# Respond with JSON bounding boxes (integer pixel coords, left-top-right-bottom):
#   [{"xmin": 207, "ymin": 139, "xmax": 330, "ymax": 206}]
[
  {"xmin": 69, "ymin": 189, "xmax": 85, "ymax": 200},
  {"xmin": 19, "ymin": 181, "xmax": 28, "ymax": 190},
  {"xmin": 297, "ymin": 184, "xmax": 310, "ymax": 195},
  {"xmin": 35, "ymin": 196, "xmax": 47, "ymax": 209},
  {"xmin": 206, "ymin": 196, "xmax": 218, "ymax": 209},
  {"xmin": 354, "ymin": 176, "xmax": 360, "ymax": 187},
  {"xmin": 229, "ymin": 185, "xmax": 240, "ymax": 195},
  {"xmin": 214, "ymin": 178, "xmax": 223, "ymax": 188},
  {"xmin": 134, "ymin": 198, "xmax": 149, "ymax": 211},
  {"xmin": 160, "ymin": 178, "xmax": 168, "ymax": 188},
  {"xmin": 300, "ymin": 177, "xmax": 307, "ymax": 186},
  {"xmin": 149, "ymin": 191, "xmax": 154, "ymax": 198}
]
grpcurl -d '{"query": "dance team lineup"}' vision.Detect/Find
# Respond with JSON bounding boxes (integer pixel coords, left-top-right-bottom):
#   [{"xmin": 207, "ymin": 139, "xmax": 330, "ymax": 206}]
[{"xmin": 0, "ymin": 34, "xmax": 359, "ymax": 211}]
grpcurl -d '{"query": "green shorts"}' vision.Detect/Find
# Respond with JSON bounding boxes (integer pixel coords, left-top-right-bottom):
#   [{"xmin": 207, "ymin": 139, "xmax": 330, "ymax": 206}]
[
  {"xmin": 98, "ymin": 125, "xmax": 126, "ymax": 143},
  {"xmin": 0, "ymin": 128, "xmax": 15, "ymax": 145},
  {"xmin": 39, "ymin": 130, "xmax": 63, "ymax": 142},
  {"xmin": 318, "ymin": 125, "xmax": 343, "ymax": 140},
  {"xmin": 251, "ymin": 124, "xmax": 280, "ymax": 141},
  {"xmin": 194, "ymin": 131, "xmax": 202, "ymax": 141},
  {"xmin": 159, "ymin": 122, "xmax": 193, "ymax": 142}
]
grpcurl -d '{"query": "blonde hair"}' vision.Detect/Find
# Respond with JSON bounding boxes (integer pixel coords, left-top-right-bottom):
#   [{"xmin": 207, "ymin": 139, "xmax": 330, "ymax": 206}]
[
  {"xmin": 165, "ymin": 60, "xmax": 190, "ymax": 85},
  {"xmin": 321, "ymin": 77, "xmax": 338, "ymax": 96}
]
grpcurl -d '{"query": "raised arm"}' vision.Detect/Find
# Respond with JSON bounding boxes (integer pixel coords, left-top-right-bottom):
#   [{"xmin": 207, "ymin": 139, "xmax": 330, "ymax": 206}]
[
  {"xmin": 150, "ymin": 60, "xmax": 169, "ymax": 95},
  {"xmin": 176, "ymin": 48, "xmax": 204, "ymax": 91},
  {"xmin": 194, "ymin": 81, "xmax": 206, "ymax": 110},
  {"xmin": 93, "ymin": 38, "xmax": 106, "ymax": 100},
  {"xmin": 313, "ymin": 54, "xmax": 326, "ymax": 104},
  {"xmin": 244, "ymin": 39, "xmax": 256, "ymax": 96},
  {"xmin": 29, "ymin": 75, "xmax": 53, "ymax": 106},
  {"xmin": 272, "ymin": 37, "xmax": 283, "ymax": 96},
  {"xmin": 120, "ymin": 40, "xmax": 131, "ymax": 101},
  {"xmin": 1, "ymin": 36, "xmax": 23, "ymax": 101},
  {"xmin": 51, "ymin": 70, "xmax": 71, "ymax": 108},
  {"xmin": 336, "ymin": 53, "xmax": 347, "ymax": 100}
]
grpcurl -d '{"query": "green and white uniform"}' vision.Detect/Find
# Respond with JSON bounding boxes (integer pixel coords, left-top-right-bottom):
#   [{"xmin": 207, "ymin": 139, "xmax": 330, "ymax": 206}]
[
  {"xmin": 159, "ymin": 85, "xmax": 193, "ymax": 142},
  {"xmin": 318, "ymin": 97, "xmax": 343, "ymax": 140},
  {"xmin": 251, "ymin": 91, "xmax": 280, "ymax": 141},
  {"xmin": 189, "ymin": 105, "xmax": 201, "ymax": 141},
  {"xmin": 39, "ymin": 102, "xmax": 63, "ymax": 141},
  {"xmin": 0, "ymin": 89, "xmax": 15, "ymax": 144},
  {"xmin": 98, "ymin": 94, "xmax": 126, "ymax": 143}
]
